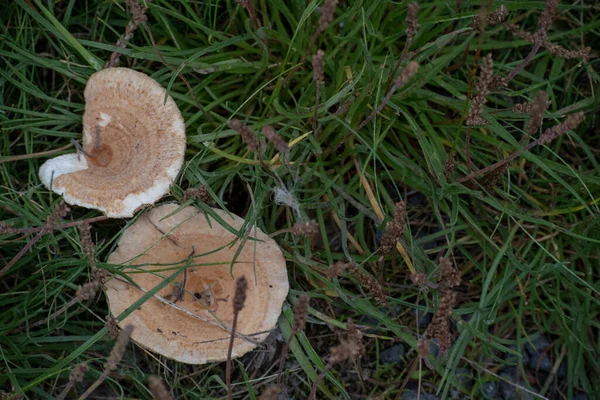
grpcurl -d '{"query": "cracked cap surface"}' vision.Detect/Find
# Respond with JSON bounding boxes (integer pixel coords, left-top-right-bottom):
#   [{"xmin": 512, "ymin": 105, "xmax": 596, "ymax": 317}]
[{"xmin": 38, "ymin": 68, "xmax": 186, "ymax": 218}]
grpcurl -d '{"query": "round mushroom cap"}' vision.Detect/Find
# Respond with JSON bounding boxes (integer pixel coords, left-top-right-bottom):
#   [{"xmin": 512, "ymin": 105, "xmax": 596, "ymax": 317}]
[
  {"xmin": 105, "ymin": 204, "xmax": 289, "ymax": 364},
  {"xmin": 38, "ymin": 68, "xmax": 186, "ymax": 218}
]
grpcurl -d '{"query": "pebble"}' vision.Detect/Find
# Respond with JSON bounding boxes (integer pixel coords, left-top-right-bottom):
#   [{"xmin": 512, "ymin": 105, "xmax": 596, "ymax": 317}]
[
  {"xmin": 416, "ymin": 310, "xmax": 432, "ymax": 329},
  {"xmin": 506, "ymin": 344, "xmax": 529, "ymax": 366},
  {"xmin": 524, "ymin": 336, "xmax": 550, "ymax": 356},
  {"xmin": 401, "ymin": 389, "xmax": 440, "ymax": 400},
  {"xmin": 498, "ymin": 368, "xmax": 536, "ymax": 400},
  {"xmin": 557, "ymin": 360, "xmax": 567, "ymax": 378},
  {"xmin": 379, "ymin": 344, "xmax": 406, "ymax": 365},
  {"xmin": 480, "ymin": 381, "xmax": 498, "ymax": 399},
  {"xmin": 529, "ymin": 352, "xmax": 552, "ymax": 373},
  {"xmin": 453, "ymin": 367, "xmax": 473, "ymax": 390},
  {"xmin": 573, "ymin": 393, "xmax": 589, "ymax": 400}
]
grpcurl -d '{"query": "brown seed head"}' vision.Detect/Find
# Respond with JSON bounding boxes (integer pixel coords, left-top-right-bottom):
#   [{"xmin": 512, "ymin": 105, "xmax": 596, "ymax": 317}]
[
  {"xmin": 346, "ymin": 319, "xmax": 365, "ymax": 356},
  {"xmin": 258, "ymin": 385, "xmax": 281, "ymax": 400},
  {"xmin": 472, "ymin": 5, "xmax": 508, "ymax": 31},
  {"xmin": 228, "ymin": 119, "xmax": 260, "ymax": 152},
  {"xmin": 467, "ymin": 54, "xmax": 493, "ymax": 126},
  {"xmin": 489, "ymin": 74, "xmax": 507, "ymax": 91},
  {"xmin": 328, "ymin": 340, "xmax": 359, "ymax": 365},
  {"xmin": 538, "ymin": 0, "xmax": 559, "ymax": 33},
  {"xmin": 312, "ymin": 49, "xmax": 325, "ymax": 83},
  {"xmin": 347, "ymin": 262, "xmax": 388, "ymax": 306},
  {"xmin": 233, "ymin": 276, "xmax": 248, "ymax": 313},
  {"xmin": 508, "ymin": 23, "xmax": 590, "ymax": 60},
  {"xmin": 148, "ymin": 376, "xmax": 174, "ymax": 400},
  {"xmin": 479, "ymin": 163, "xmax": 510, "ymax": 191},
  {"xmin": 92, "ymin": 268, "xmax": 108, "ymax": 287},
  {"xmin": 525, "ymin": 91, "xmax": 549, "ymax": 138},
  {"xmin": 325, "ymin": 261, "xmax": 350, "ymax": 279},
  {"xmin": 379, "ymin": 201, "xmax": 407, "ymax": 258},
  {"xmin": 544, "ymin": 42, "xmax": 591, "ymax": 59},
  {"xmin": 418, "ymin": 338, "xmax": 431, "ymax": 359},
  {"xmin": 405, "ymin": 3, "xmax": 419, "ymax": 44},
  {"xmin": 106, "ymin": 324, "xmax": 134, "ymax": 371},
  {"xmin": 184, "ymin": 186, "xmax": 213, "ymax": 204},
  {"xmin": 291, "ymin": 220, "xmax": 319, "ymax": 238},
  {"xmin": 538, "ymin": 112, "xmax": 585, "ymax": 146},
  {"xmin": 394, "ymin": 61, "xmax": 419, "ymax": 87},
  {"xmin": 439, "ymin": 257, "xmax": 461, "ymax": 288},
  {"xmin": 69, "ymin": 363, "xmax": 88, "ymax": 383},
  {"xmin": 54, "ymin": 201, "xmax": 71, "ymax": 219},
  {"xmin": 444, "ymin": 155, "xmax": 455, "ymax": 178},
  {"xmin": 335, "ymin": 98, "xmax": 353, "ymax": 116},
  {"xmin": 262, "ymin": 125, "xmax": 290, "ymax": 155},
  {"xmin": 318, "ymin": 0, "xmax": 338, "ymax": 33},
  {"xmin": 78, "ymin": 223, "xmax": 93, "ymax": 255},
  {"xmin": 292, "ymin": 295, "xmax": 310, "ymax": 334},
  {"xmin": 410, "ymin": 272, "xmax": 428, "ymax": 286},
  {"xmin": 424, "ymin": 291, "xmax": 457, "ymax": 353},
  {"xmin": 76, "ymin": 282, "xmax": 99, "ymax": 301},
  {"xmin": 0, "ymin": 222, "xmax": 19, "ymax": 235},
  {"xmin": 105, "ymin": 315, "xmax": 119, "ymax": 340}
]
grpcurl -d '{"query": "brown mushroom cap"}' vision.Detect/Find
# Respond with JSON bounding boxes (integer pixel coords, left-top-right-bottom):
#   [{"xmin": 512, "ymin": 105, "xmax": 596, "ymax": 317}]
[
  {"xmin": 39, "ymin": 68, "xmax": 186, "ymax": 218},
  {"xmin": 105, "ymin": 204, "xmax": 289, "ymax": 364}
]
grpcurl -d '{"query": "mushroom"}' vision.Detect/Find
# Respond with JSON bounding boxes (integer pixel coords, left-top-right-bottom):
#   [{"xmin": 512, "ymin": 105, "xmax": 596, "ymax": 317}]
[
  {"xmin": 39, "ymin": 68, "xmax": 186, "ymax": 218},
  {"xmin": 105, "ymin": 204, "xmax": 289, "ymax": 364}
]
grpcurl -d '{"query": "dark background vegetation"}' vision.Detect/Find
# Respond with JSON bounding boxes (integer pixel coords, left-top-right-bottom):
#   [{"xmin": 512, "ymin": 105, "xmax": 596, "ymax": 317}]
[{"xmin": 1, "ymin": 0, "xmax": 599, "ymax": 399}]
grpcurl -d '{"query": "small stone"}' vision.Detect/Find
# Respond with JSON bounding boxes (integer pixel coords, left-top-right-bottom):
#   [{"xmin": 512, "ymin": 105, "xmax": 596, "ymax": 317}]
[
  {"xmin": 557, "ymin": 360, "xmax": 567, "ymax": 378},
  {"xmin": 401, "ymin": 389, "xmax": 440, "ymax": 400},
  {"xmin": 417, "ymin": 311, "xmax": 432, "ymax": 329},
  {"xmin": 480, "ymin": 381, "xmax": 498, "ymax": 399},
  {"xmin": 506, "ymin": 344, "xmax": 529, "ymax": 366},
  {"xmin": 524, "ymin": 336, "xmax": 550, "ymax": 356},
  {"xmin": 375, "ymin": 229, "xmax": 384, "ymax": 245},
  {"xmin": 499, "ymin": 368, "xmax": 536, "ymax": 400},
  {"xmin": 380, "ymin": 344, "xmax": 406, "ymax": 365},
  {"xmin": 529, "ymin": 352, "xmax": 552, "ymax": 373},
  {"xmin": 453, "ymin": 367, "xmax": 473, "ymax": 390},
  {"xmin": 406, "ymin": 191, "xmax": 426, "ymax": 207},
  {"xmin": 573, "ymin": 393, "xmax": 589, "ymax": 400}
]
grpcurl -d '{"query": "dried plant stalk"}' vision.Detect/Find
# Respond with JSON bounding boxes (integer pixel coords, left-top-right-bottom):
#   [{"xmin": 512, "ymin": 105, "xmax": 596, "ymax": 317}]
[
  {"xmin": 466, "ymin": 54, "xmax": 494, "ymax": 126},
  {"xmin": 105, "ymin": 0, "xmax": 149, "ymax": 68},
  {"xmin": 459, "ymin": 112, "xmax": 585, "ymax": 184},
  {"xmin": 348, "ymin": 262, "xmax": 388, "ymax": 306},
  {"xmin": 227, "ymin": 276, "xmax": 248, "ymax": 400},
  {"xmin": 471, "ymin": 5, "xmax": 508, "ymax": 31},
  {"xmin": 278, "ymin": 295, "xmax": 310, "ymax": 383},
  {"xmin": 262, "ymin": 125, "xmax": 290, "ymax": 156},
  {"xmin": 77, "ymin": 325, "xmax": 134, "ymax": 400},
  {"xmin": 378, "ymin": 201, "xmax": 407, "ymax": 259},
  {"xmin": 228, "ymin": 119, "xmax": 260, "ymax": 153},
  {"xmin": 307, "ymin": 341, "xmax": 359, "ymax": 400},
  {"xmin": 148, "ymin": 376, "xmax": 174, "ymax": 400},
  {"xmin": 56, "ymin": 363, "xmax": 88, "ymax": 400}
]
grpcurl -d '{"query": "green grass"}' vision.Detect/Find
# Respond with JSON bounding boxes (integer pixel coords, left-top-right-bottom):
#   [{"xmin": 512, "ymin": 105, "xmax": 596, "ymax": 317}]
[{"xmin": 1, "ymin": 0, "xmax": 599, "ymax": 399}]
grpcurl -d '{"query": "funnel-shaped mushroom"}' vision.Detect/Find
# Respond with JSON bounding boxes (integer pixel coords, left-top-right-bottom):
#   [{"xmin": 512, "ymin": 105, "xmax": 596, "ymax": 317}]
[
  {"xmin": 105, "ymin": 204, "xmax": 289, "ymax": 364},
  {"xmin": 39, "ymin": 68, "xmax": 186, "ymax": 218}
]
